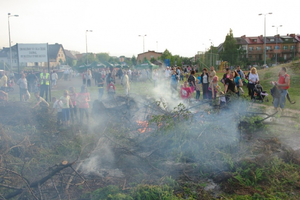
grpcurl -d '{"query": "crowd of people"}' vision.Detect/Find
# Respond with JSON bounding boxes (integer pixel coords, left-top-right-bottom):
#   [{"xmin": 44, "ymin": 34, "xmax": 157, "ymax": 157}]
[
  {"xmin": 148, "ymin": 65, "xmax": 291, "ymax": 112},
  {"xmin": 0, "ymin": 63, "xmax": 292, "ymax": 127}
]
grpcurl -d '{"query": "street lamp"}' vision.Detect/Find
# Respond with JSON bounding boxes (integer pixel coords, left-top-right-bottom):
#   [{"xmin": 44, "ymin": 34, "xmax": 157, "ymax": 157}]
[
  {"xmin": 8, "ymin": 13, "xmax": 19, "ymax": 70},
  {"xmin": 209, "ymin": 39, "xmax": 213, "ymax": 66},
  {"xmin": 138, "ymin": 34, "xmax": 147, "ymax": 53},
  {"xmin": 85, "ymin": 30, "xmax": 93, "ymax": 65},
  {"xmin": 258, "ymin": 12, "xmax": 272, "ymax": 66},
  {"xmin": 272, "ymin": 25, "xmax": 282, "ymax": 65}
]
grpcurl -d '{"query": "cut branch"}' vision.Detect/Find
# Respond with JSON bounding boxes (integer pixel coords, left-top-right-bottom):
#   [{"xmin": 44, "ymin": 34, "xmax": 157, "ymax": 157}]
[{"xmin": 3, "ymin": 161, "xmax": 75, "ymax": 199}]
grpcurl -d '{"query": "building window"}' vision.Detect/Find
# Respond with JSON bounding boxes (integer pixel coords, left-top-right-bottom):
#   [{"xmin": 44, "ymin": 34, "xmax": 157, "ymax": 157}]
[
  {"xmin": 256, "ymin": 47, "xmax": 261, "ymax": 50},
  {"xmin": 249, "ymin": 47, "xmax": 253, "ymax": 51},
  {"xmin": 291, "ymin": 46, "xmax": 295, "ymax": 50},
  {"xmin": 274, "ymin": 45, "xmax": 279, "ymax": 50},
  {"xmin": 270, "ymin": 39, "xmax": 275, "ymax": 42},
  {"xmin": 266, "ymin": 46, "xmax": 272, "ymax": 50},
  {"xmin": 253, "ymin": 39, "xmax": 257, "ymax": 42},
  {"xmin": 283, "ymin": 46, "xmax": 288, "ymax": 50}
]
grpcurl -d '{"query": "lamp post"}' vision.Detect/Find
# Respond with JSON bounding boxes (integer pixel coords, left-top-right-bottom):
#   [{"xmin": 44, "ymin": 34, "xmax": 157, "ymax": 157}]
[
  {"xmin": 8, "ymin": 13, "xmax": 19, "ymax": 70},
  {"xmin": 85, "ymin": 30, "xmax": 93, "ymax": 65},
  {"xmin": 209, "ymin": 39, "xmax": 213, "ymax": 66},
  {"xmin": 138, "ymin": 34, "xmax": 147, "ymax": 53},
  {"xmin": 272, "ymin": 25, "xmax": 282, "ymax": 66},
  {"xmin": 258, "ymin": 12, "xmax": 272, "ymax": 66}
]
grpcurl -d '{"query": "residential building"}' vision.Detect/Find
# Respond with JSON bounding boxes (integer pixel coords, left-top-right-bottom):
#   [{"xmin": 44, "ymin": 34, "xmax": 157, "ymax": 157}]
[
  {"xmin": 244, "ymin": 35, "xmax": 264, "ymax": 62},
  {"xmin": 280, "ymin": 35, "xmax": 297, "ymax": 60},
  {"xmin": 236, "ymin": 36, "xmax": 248, "ymax": 60},
  {"xmin": 65, "ymin": 49, "xmax": 78, "ymax": 66},
  {"xmin": 48, "ymin": 43, "xmax": 66, "ymax": 67},
  {"xmin": 137, "ymin": 51, "xmax": 162, "ymax": 64},
  {"xmin": 217, "ymin": 33, "xmax": 300, "ymax": 65},
  {"xmin": 291, "ymin": 34, "xmax": 300, "ymax": 57}
]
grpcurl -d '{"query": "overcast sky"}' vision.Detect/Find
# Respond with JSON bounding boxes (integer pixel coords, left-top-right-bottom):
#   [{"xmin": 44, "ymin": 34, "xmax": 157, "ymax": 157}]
[{"xmin": 0, "ymin": 0, "xmax": 299, "ymax": 58}]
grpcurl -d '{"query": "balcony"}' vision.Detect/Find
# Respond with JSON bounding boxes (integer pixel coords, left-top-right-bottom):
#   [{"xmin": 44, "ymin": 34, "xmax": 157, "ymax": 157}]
[
  {"xmin": 282, "ymin": 49, "xmax": 294, "ymax": 53},
  {"xmin": 248, "ymin": 50, "xmax": 263, "ymax": 54}
]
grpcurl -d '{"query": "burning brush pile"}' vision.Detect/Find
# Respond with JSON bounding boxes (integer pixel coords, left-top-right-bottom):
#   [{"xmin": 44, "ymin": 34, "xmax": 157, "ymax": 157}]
[{"xmin": 1, "ymin": 95, "xmax": 298, "ymax": 199}]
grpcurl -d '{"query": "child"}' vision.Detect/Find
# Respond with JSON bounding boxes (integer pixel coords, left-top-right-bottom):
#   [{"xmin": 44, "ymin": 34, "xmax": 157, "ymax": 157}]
[
  {"xmin": 33, "ymin": 92, "xmax": 49, "ymax": 113},
  {"xmin": 50, "ymin": 97, "xmax": 63, "ymax": 126},
  {"xmin": 107, "ymin": 81, "xmax": 116, "ymax": 100},
  {"xmin": 180, "ymin": 81, "xmax": 192, "ymax": 103},
  {"xmin": 210, "ymin": 76, "xmax": 219, "ymax": 99},
  {"xmin": 59, "ymin": 90, "xmax": 73, "ymax": 126},
  {"xmin": 195, "ymin": 79, "xmax": 201, "ymax": 101},
  {"xmin": 197, "ymin": 74, "xmax": 201, "ymax": 84}
]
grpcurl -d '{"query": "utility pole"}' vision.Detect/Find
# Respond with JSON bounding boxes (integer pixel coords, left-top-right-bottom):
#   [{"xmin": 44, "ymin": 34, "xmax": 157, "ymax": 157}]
[
  {"xmin": 272, "ymin": 25, "xmax": 282, "ymax": 65},
  {"xmin": 85, "ymin": 30, "xmax": 93, "ymax": 65},
  {"xmin": 259, "ymin": 12, "xmax": 272, "ymax": 66},
  {"xmin": 8, "ymin": 13, "xmax": 19, "ymax": 70},
  {"xmin": 138, "ymin": 34, "xmax": 147, "ymax": 52}
]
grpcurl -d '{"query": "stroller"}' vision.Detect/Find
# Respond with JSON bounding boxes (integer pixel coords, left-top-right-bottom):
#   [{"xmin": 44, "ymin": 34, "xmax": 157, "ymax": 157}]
[{"xmin": 253, "ymin": 84, "xmax": 269, "ymax": 102}]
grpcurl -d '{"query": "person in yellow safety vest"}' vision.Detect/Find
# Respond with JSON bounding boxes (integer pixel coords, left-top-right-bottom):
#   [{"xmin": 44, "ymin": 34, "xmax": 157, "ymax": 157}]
[{"xmin": 39, "ymin": 69, "xmax": 50, "ymax": 101}]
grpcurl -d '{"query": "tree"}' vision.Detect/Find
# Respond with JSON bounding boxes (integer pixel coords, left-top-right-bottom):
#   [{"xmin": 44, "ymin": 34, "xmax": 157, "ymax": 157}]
[
  {"xmin": 161, "ymin": 49, "xmax": 172, "ymax": 62},
  {"xmin": 96, "ymin": 53, "xmax": 110, "ymax": 62},
  {"xmin": 220, "ymin": 29, "xmax": 239, "ymax": 65},
  {"xmin": 173, "ymin": 55, "xmax": 182, "ymax": 66},
  {"xmin": 66, "ymin": 57, "xmax": 77, "ymax": 67},
  {"xmin": 150, "ymin": 57, "xmax": 156, "ymax": 63},
  {"xmin": 131, "ymin": 55, "xmax": 137, "ymax": 66},
  {"xmin": 182, "ymin": 57, "xmax": 192, "ymax": 66}
]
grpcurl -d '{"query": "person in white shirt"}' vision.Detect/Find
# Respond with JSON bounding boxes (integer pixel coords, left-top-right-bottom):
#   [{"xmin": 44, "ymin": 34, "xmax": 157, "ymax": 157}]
[
  {"xmin": 248, "ymin": 67, "xmax": 259, "ymax": 100},
  {"xmin": 51, "ymin": 97, "xmax": 63, "ymax": 126},
  {"xmin": 51, "ymin": 71, "xmax": 58, "ymax": 88}
]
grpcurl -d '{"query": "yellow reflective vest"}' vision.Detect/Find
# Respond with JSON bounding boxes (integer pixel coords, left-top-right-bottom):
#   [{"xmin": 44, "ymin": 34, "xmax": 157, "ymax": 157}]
[{"xmin": 40, "ymin": 73, "xmax": 50, "ymax": 85}]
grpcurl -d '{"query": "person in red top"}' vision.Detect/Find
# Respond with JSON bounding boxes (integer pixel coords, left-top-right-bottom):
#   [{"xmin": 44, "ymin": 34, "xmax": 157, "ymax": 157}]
[
  {"xmin": 180, "ymin": 81, "xmax": 192, "ymax": 101},
  {"xmin": 272, "ymin": 67, "xmax": 290, "ymax": 111},
  {"xmin": 77, "ymin": 85, "xmax": 90, "ymax": 124},
  {"xmin": 107, "ymin": 81, "xmax": 116, "ymax": 99}
]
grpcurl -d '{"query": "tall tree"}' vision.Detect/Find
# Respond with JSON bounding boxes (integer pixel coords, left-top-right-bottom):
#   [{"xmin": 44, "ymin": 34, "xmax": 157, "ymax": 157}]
[
  {"xmin": 131, "ymin": 55, "xmax": 137, "ymax": 66},
  {"xmin": 96, "ymin": 53, "xmax": 110, "ymax": 62},
  {"xmin": 220, "ymin": 29, "xmax": 239, "ymax": 65},
  {"xmin": 161, "ymin": 49, "xmax": 172, "ymax": 61}
]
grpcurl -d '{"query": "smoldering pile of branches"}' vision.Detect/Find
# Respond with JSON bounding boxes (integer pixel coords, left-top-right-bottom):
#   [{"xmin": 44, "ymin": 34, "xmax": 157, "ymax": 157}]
[
  {"xmin": 0, "ymin": 122, "xmax": 103, "ymax": 200},
  {"xmin": 0, "ymin": 102, "xmax": 55, "ymax": 127},
  {"xmin": 94, "ymin": 102, "xmax": 245, "ymax": 184}
]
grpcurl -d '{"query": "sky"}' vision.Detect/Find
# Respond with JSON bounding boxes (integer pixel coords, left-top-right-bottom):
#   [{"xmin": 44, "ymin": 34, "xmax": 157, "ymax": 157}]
[{"xmin": 0, "ymin": 0, "xmax": 299, "ymax": 58}]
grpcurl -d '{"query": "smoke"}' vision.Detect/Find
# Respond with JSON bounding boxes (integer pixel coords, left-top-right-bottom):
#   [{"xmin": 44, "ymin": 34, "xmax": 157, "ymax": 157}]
[{"xmin": 80, "ymin": 143, "xmax": 119, "ymax": 177}]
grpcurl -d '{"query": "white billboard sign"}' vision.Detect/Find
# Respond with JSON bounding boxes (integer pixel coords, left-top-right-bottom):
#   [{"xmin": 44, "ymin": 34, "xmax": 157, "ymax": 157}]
[{"xmin": 18, "ymin": 43, "xmax": 48, "ymax": 63}]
